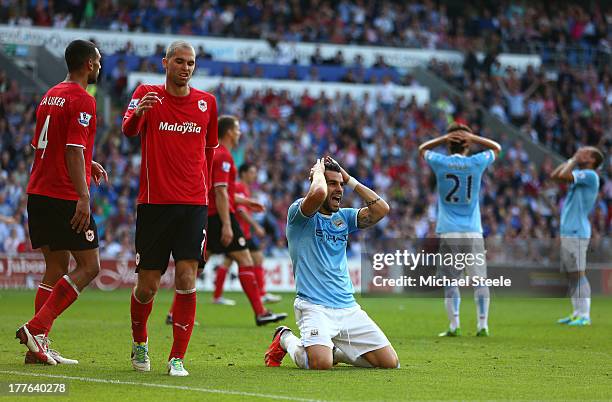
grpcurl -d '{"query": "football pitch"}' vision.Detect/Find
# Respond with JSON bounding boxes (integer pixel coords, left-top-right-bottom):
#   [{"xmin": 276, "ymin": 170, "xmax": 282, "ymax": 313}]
[{"xmin": 0, "ymin": 289, "xmax": 610, "ymax": 401}]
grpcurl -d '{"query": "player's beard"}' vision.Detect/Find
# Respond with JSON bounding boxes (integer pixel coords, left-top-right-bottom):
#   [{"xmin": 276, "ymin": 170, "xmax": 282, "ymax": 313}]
[{"xmin": 323, "ymin": 195, "xmax": 341, "ymax": 213}]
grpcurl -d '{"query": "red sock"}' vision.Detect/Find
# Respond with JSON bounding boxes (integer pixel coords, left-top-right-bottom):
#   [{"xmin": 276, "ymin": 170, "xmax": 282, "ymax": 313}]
[
  {"xmin": 34, "ymin": 283, "xmax": 54, "ymax": 335},
  {"xmin": 254, "ymin": 265, "xmax": 266, "ymax": 295},
  {"xmin": 213, "ymin": 265, "xmax": 228, "ymax": 299},
  {"xmin": 35, "ymin": 283, "xmax": 53, "ymax": 313},
  {"xmin": 27, "ymin": 276, "xmax": 78, "ymax": 335},
  {"xmin": 169, "ymin": 290, "xmax": 196, "ymax": 360},
  {"xmin": 238, "ymin": 266, "xmax": 265, "ymax": 315},
  {"xmin": 168, "ymin": 292, "xmax": 176, "ymax": 318},
  {"xmin": 131, "ymin": 290, "xmax": 154, "ymax": 343}
]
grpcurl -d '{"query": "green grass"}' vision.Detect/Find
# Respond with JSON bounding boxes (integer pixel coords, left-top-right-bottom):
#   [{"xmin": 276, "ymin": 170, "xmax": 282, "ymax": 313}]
[{"xmin": 0, "ymin": 289, "xmax": 611, "ymax": 401}]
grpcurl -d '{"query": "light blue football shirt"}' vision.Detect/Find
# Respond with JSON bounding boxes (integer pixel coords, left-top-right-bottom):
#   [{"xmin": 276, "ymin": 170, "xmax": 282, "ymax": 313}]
[
  {"xmin": 560, "ymin": 169, "xmax": 599, "ymax": 238},
  {"xmin": 286, "ymin": 198, "xmax": 359, "ymax": 308},
  {"xmin": 425, "ymin": 150, "xmax": 495, "ymax": 234}
]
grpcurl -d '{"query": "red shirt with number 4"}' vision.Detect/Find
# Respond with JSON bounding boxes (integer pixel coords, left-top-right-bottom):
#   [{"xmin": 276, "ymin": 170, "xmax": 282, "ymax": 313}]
[
  {"xmin": 27, "ymin": 82, "xmax": 96, "ymax": 201},
  {"xmin": 122, "ymin": 84, "xmax": 219, "ymax": 205}
]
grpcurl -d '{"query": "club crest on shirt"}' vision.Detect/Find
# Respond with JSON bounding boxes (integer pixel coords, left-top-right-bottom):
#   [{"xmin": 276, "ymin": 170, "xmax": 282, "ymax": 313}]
[
  {"xmin": 198, "ymin": 99, "xmax": 207, "ymax": 112},
  {"xmin": 127, "ymin": 98, "xmax": 139, "ymax": 110},
  {"xmin": 78, "ymin": 112, "xmax": 92, "ymax": 127},
  {"xmin": 333, "ymin": 218, "xmax": 345, "ymax": 228},
  {"xmin": 222, "ymin": 161, "xmax": 231, "ymax": 172}
]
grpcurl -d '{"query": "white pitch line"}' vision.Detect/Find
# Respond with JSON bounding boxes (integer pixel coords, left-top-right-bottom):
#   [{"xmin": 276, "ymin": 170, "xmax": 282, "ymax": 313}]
[{"xmin": 0, "ymin": 370, "xmax": 323, "ymax": 401}]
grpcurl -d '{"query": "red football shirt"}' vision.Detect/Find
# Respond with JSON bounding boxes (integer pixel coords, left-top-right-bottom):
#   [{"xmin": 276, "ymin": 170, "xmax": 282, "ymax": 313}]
[
  {"xmin": 27, "ymin": 82, "xmax": 96, "ymax": 201},
  {"xmin": 234, "ymin": 181, "xmax": 252, "ymax": 239},
  {"xmin": 122, "ymin": 84, "xmax": 218, "ymax": 205},
  {"xmin": 207, "ymin": 145, "xmax": 236, "ymax": 216}
]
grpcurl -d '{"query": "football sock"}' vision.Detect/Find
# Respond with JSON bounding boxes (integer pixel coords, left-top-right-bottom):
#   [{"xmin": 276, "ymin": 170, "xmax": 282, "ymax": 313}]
[
  {"xmin": 333, "ymin": 347, "xmax": 373, "ymax": 368},
  {"xmin": 169, "ymin": 289, "xmax": 196, "ymax": 360},
  {"xmin": 444, "ymin": 286, "xmax": 461, "ymax": 330},
  {"xmin": 34, "ymin": 283, "xmax": 53, "ymax": 335},
  {"xmin": 131, "ymin": 289, "xmax": 154, "ymax": 343},
  {"xmin": 254, "ymin": 265, "xmax": 266, "ymax": 295},
  {"xmin": 28, "ymin": 275, "xmax": 79, "ymax": 336},
  {"xmin": 575, "ymin": 276, "xmax": 591, "ymax": 320},
  {"xmin": 213, "ymin": 265, "xmax": 228, "ymax": 300},
  {"xmin": 569, "ymin": 277, "xmax": 580, "ymax": 317},
  {"xmin": 238, "ymin": 266, "xmax": 265, "ymax": 315},
  {"xmin": 474, "ymin": 285, "xmax": 490, "ymax": 330},
  {"xmin": 280, "ymin": 331, "xmax": 308, "ymax": 369}
]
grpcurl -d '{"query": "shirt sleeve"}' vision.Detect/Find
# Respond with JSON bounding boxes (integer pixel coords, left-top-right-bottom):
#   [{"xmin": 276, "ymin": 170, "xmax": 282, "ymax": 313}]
[
  {"xmin": 211, "ymin": 152, "xmax": 231, "ymax": 187},
  {"xmin": 472, "ymin": 149, "xmax": 496, "ymax": 169},
  {"xmin": 206, "ymin": 95, "xmax": 219, "ymax": 148},
  {"xmin": 66, "ymin": 94, "xmax": 95, "ymax": 148},
  {"xmin": 425, "ymin": 150, "xmax": 444, "ymax": 171},
  {"xmin": 122, "ymin": 85, "xmax": 149, "ymax": 136},
  {"xmin": 123, "ymin": 85, "xmax": 148, "ymax": 120},
  {"xmin": 341, "ymin": 208, "xmax": 360, "ymax": 234},
  {"xmin": 287, "ymin": 198, "xmax": 313, "ymax": 225},
  {"xmin": 572, "ymin": 169, "xmax": 599, "ymax": 187}
]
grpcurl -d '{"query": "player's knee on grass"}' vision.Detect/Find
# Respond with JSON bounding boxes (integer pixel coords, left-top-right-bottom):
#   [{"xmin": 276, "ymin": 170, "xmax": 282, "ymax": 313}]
[
  {"xmin": 364, "ymin": 346, "xmax": 399, "ymax": 369},
  {"xmin": 306, "ymin": 346, "xmax": 333, "ymax": 370}
]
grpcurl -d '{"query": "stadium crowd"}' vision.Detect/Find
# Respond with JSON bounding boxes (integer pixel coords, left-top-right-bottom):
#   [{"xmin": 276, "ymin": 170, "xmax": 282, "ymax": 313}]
[
  {"xmin": 0, "ymin": 68, "xmax": 609, "ymax": 257},
  {"xmin": 1, "ymin": 0, "xmax": 609, "ymax": 61},
  {"xmin": 429, "ymin": 54, "xmax": 612, "ymax": 160}
]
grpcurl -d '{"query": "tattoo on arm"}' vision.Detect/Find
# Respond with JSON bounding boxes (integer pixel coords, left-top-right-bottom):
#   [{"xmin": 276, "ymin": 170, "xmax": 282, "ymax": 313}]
[
  {"xmin": 365, "ymin": 197, "xmax": 380, "ymax": 207},
  {"xmin": 357, "ymin": 208, "xmax": 375, "ymax": 229}
]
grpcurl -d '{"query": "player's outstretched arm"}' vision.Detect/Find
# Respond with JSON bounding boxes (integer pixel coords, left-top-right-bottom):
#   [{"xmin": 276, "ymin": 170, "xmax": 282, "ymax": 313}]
[
  {"xmin": 235, "ymin": 194, "xmax": 265, "ymax": 212},
  {"xmin": 418, "ymin": 134, "xmax": 451, "ymax": 158},
  {"xmin": 551, "ymin": 154, "xmax": 578, "ymax": 183},
  {"xmin": 300, "ymin": 158, "xmax": 327, "ymax": 217}
]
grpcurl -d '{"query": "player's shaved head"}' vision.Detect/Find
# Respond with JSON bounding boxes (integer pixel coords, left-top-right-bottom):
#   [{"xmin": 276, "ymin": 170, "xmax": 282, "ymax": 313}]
[
  {"xmin": 165, "ymin": 40, "xmax": 195, "ymax": 59},
  {"xmin": 65, "ymin": 40, "xmax": 98, "ymax": 72}
]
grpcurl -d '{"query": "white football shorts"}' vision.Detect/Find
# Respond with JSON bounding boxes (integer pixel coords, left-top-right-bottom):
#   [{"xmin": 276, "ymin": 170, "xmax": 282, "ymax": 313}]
[{"xmin": 293, "ymin": 298, "xmax": 390, "ymax": 361}]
